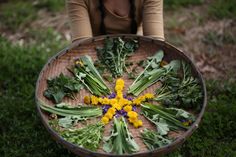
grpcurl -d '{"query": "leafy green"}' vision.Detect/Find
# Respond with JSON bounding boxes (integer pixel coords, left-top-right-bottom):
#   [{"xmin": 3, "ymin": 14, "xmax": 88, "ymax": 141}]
[
  {"xmin": 43, "ymin": 73, "xmax": 83, "ymax": 103},
  {"xmin": 141, "ymin": 103, "xmax": 195, "ymax": 135},
  {"xmin": 103, "ymin": 117, "xmax": 139, "ymax": 155},
  {"xmin": 38, "ymin": 101, "xmax": 102, "ymax": 119},
  {"xmin": 96, "ymin": 37, "xmax": 138, "ymax": 78},
  {"xmin": 60, "ymin": 122, "xmax": 104, "ymax": 151},
  {"xmin": 71, "ymin": 55, "xmax": 110, "ymax": 96},
  {"xmin": 128, "ymin": 51, "xmax": 181, "ymax": 96},
  {"xmin": 141, "ymin": 129, "xmax": 172, "ymax": 150},
  {"xmin": 155, "ymin": 61, "xmax": 203, "ymax": 110}
]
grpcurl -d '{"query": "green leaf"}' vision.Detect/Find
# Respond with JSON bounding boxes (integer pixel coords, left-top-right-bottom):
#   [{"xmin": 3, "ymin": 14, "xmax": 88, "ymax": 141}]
[
  {"xmin": 43, "ymin": 73, "xmax": 83, "ymax": 103},
  {"xmin": 103, "ymin": 117, "xmax": 139, "ymax": 155}
]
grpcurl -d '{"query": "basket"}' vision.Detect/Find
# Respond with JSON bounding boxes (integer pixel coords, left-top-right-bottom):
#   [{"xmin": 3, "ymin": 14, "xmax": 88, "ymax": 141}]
[{"xmin": 35, "ymin": 34, "xmax": 207, "ymax": 157}]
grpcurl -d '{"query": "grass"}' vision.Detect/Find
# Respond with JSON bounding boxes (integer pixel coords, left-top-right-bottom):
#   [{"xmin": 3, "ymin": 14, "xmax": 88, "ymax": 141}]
[
  {"xmin": 0, "ymin": 33, "xmax": 236, "ymax": 156},
  {"xmin": 0, "ymin": 0, "xmax": 65, "ymax": 32},
  {"xmin": 0, "ymin": 1, "xmax": 37, "ymax": 31},
  {"xmin": 208, "ymin": 0, "xmax": 236, "ymax": 19},
  {"xmin": 0, "ymin": 0, "xmax": 235, "ymax": 156},
  {"xmin": 164, "ymin": 0, "xmax": 203, "ymax": 10},
  {"xmin": 202, "ymin": 30, "xmax": 236, "ymax": 47}
]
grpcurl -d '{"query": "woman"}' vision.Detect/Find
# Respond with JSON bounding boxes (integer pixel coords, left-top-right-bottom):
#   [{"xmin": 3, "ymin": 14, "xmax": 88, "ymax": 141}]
[{"xmin": 67, "ymin": 0, "xmax": 164, "ymax": 42}]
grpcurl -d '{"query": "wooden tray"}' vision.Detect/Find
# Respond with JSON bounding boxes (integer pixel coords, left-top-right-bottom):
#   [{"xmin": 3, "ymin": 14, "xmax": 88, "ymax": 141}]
[{"xmin": 35, "ymin": 34, "xmax": 207, "ymax": 157}]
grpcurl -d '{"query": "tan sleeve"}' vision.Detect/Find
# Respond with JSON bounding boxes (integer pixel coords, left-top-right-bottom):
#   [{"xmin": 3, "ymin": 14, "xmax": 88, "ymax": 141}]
[
  {"xmin": 67, "ymin": 0, "xmax": 92, "ymax": 42},
  {"xmin": 142, "ymin": 0, "xmax": 164, "ymax": 40}
]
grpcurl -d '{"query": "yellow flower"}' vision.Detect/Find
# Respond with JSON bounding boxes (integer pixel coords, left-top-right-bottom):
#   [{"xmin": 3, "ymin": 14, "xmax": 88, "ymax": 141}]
[
  {"xmin": 127, "ymin": 100, "xmax": 132, "ymax": 105},
  {"xmin": 91, "ymin": 95, "xmax": 99, "ymax": 105},
  {"xmin": 133, "ymin": 120, "xmax": 143, "ymax": 128},
  {"xmin": 107, "ymin": 107, "xmax": 116, "ymax": 115},
  {"xmin": 75, "ymin": 60, "xmax": 84, "ymax": 66},
  {"xmin": 128, "ymin": 117, "xmax": 138, "ymax": 124},
  {"xmin": 116, "ymin": 91, "xmax": 123, "ymax": 99},
  {"xmin": 98, "ymin": 97, "xmax": 103, "ymax": 104},
  {"xmin": 116, "ymin": 78, "xmax": 124, "ymax": 86},
  {"xmin": 113, "ymin": 103, "xmax": 122, "ymax": 110},
  {"xmin": 145, "ymin": 93, "xmax": 154, "ymax": 99},
  {"xmin": 123, "ymin": 105, "xmax": 132, "ymax": 112},
  {"xmin": 109, "ymin": 99, "xmax": 118, "ymax": 105},
  {"xmin": 104, "ymin": 112, "xmax": 113, "ymax": 120},
  {"xmin": 132, "ymin": 99, "xmax": 141, "ymax": 106},
  {"xmin": 115, "ymin": 84, "xmax": 123, "ymax": 92},
  {"xmin": 84, "ymin": 96, "xmax": 90, "ymax": 104},
  {"xmin": 119, "ymin": 98, "xmax": 127, "ymax": 106},
  {"xmin": 127, "ymin": 111, "xmax": 138, "ymax": 119},
  {"xmin": 101, "ymin": 116, "xmax": 109, "ymax": 125},
  {"xmin": 102, "ymin": 98, "xmax": 110, "ymax": 105},
  {"xmin": 138, "ymin": 96, "xmax": 146, "ymax": 102}
]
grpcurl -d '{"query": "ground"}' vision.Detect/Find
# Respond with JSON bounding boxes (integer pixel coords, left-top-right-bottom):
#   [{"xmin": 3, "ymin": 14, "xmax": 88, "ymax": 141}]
[{"xmin": 0, "ymin": 0, "xmax": 235, "ymax": 157}]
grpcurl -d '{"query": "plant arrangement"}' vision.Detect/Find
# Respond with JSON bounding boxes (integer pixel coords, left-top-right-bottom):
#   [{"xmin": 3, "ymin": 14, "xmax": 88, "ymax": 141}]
[{"xmin": 40, "ymin": 37, "xmax": 203, "ymax": 154}]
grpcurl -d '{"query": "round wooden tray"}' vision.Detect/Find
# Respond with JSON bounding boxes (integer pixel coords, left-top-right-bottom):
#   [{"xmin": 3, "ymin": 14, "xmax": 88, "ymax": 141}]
[{"xmin": 35, "ymin": 34, "xmax": 207, "ymax": 157}]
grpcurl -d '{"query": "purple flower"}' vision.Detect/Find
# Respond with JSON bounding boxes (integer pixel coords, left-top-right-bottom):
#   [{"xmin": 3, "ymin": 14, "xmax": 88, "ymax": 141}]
[
  {"xmin": 108, "ymin": 92, "xmax": 116, "ymax": 99},
  {"xmin": 102, "ymin": 105, "xmax": 110, "ymax": 114},
  {"xmin": 132, "ymin": 106, "xmax": 137, "ymax": 111},
  {"xmin": 115, "ymin": 114, "xmax": 121, "ymax": 118},
  {"xmin": 127, "ymin": 97, "xmax": 133, "ymax": 101}
]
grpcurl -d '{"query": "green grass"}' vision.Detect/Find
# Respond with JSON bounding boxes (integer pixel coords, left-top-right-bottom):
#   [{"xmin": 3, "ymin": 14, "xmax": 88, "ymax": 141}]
[
  {"xmin": 0, "ymin": 32, "xmax": 236, "ymax": 156},
  {"xmin": 164, "ymin": 0, "xmax": 203, "ymax": 10},
  {"xmin": 0, "ymin": 0, "xmax": 65, "ymax": 32},
  {"xmin": 0, "ymin": 1, "xmax": 37, "ymax": 31},
  {"xmin": 0, "ymin": 0, "xmax": 236, "ymax": 156},
  {"xmin": 208, "ymin": 0, "xmax": 236, "ymax": 19}
]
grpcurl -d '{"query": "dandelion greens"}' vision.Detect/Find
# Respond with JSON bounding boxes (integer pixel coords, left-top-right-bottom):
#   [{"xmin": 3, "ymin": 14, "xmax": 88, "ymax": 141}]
[
  {"xmin": 96, "ymin": 37, "xmax": 138, "ymax": 78},
  {"xmin": 103, "ymin": 117, "xmax": 139, "ymax": 155}
]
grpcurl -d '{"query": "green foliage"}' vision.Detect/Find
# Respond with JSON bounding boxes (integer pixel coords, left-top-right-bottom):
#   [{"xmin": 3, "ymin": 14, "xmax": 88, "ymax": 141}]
[
  {"xmin": 164, "ymin": 0, "xmax": 203, "ymax": 9},
  {"xmin": 60, "ymin": 122, "xmax": 104, "ymax": 151},
  {"xmin": 34, "ymin": 0, "xmax": 65, "ymax": 12},
  {"xmin": 141, "ymin": 129, "xmax": 172, "ymax": 150},
  {"xmin": 103, "ymin": 117, "xmax": 139, "ymax": 155},
  {"xmin": 96, "ymin": 37, "xmax": 138, "ymax": 78},
  {"xmin": 208, "ymin": 0, "xmax": 236, "ymax": 19},
  {"xmin": 168, "ymin": 80, "xmax": 236, "ymax": 157},
  {"xmin": 0, "ymin": 1, "xmax": 37, "ymax": 31},
  {"xmin": 44, "ymin": 74, "xmax": 83, "ymax": 103},
  {"xmin": 202, "ymin": 30, "xmax": 236, "ymax": 47},
  {"xmin": 0, "ymin": 34, "xmax": 71, "ymax": 157}
]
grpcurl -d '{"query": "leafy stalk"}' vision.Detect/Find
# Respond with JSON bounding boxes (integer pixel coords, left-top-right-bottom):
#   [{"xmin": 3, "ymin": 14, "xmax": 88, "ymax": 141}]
[
  {"xmin": 141, "ymin": 129, "xmax": 172, "ymax": 150},
  {"xmin": 96, "ymin": 37, "xmax": 138, "ymax": 78},
  {"xmin": 71, "ymin": 55, "xmax": 110, "ymax": 96},
  {"xmin": 60, "ymin": 122, "xmax": 104, "ymax": 151},
  {"xmin": 154, "ymin": 61, "xmax": 203, "ymax": 110},
  {"xmin": 38, "ymin": 100, "xmax": 102, "ymax": 118},
  {"xmin": 103, "ymin": 117, "xmax": 139, "ymax": 155},
  {"xmin": 128, "ymin": 50, "xmax": 181, "ymax": 96},
  {"xmin": 141, "ymin": 103, "xmax": 195, "ymax": 135}
]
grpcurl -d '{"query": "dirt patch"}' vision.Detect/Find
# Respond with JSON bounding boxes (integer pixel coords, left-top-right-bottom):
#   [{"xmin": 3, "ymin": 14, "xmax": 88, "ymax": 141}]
[{"xmin": 164, "ymin": 4, "xmax": 236, "ymax": 80}]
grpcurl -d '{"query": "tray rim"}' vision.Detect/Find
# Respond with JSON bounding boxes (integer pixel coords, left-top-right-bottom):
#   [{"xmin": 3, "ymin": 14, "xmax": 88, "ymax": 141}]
[{"xmin": 35, "ymin": 34, "xmax": 207, "ymax": 157}]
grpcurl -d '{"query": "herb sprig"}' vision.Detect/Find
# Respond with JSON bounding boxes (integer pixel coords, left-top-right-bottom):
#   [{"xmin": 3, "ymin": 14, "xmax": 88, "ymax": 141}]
[
  {"xmin": 141, "ymin": 128, "xmax": 172, "ymax": 150},
  {"xmin": 128, "ymin": 51, "xmax": 181, "ymax": 96},
  {"xmin": 44, "ymin": 73, "xmax": 83, "ymax": 103},
  {"xmin": 61, "ymin": 122, "xmax": 104, "ymax": 151},
  {"xmin": 141, "ymin": 103, "xmax": 195, "ymax": 135},
  {"xmin": 71, "ymin": 55, "xmax": 111, "ymax": 96},
  {"xmin": 96, "ymin": 37, "xmax": 138, "ymax": 78},
  {"xmin": 155, "ymin": 61, "xmax": 203, "ymax": 110}
]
